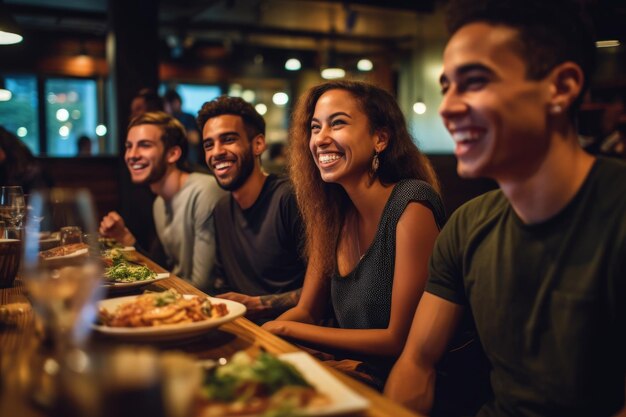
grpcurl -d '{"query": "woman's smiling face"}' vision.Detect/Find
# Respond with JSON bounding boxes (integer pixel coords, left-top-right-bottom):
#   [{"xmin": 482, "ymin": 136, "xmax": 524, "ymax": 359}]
[{"xmin": 309, "ymin": 89, "xmax": 384, "ymax": 186}]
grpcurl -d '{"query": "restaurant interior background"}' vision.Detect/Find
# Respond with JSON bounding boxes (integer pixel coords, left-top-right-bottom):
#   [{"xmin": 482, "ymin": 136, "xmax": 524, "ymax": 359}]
[{"xmin": 1, "ymin": 0, "xmax": 624, "ymax": 248}]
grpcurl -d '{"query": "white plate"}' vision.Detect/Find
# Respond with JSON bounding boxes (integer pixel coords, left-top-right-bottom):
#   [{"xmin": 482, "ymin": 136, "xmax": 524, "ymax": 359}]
[
  {"xmin": 278, "ymin": 352, "xmax": 369, "ymax": 416},
  {"xmin": 200, "ymin": 352, "xmax": 369, "ymax": 416},
  {"xmin": 103, "ymin": 272, "xmax": 170, "ymax": 293},
  {"xmin": 44, "ymin": 247, "xmax": 89, "ymax": 260},
  {"xmin": 93, "ymin": 295, "xmax": 246, "ymax": 342}
]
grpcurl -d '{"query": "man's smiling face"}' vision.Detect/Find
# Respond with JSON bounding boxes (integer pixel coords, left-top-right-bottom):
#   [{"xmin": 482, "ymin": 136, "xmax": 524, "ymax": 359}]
[
  {"xmin": 202, "ymin": 114, "xmax": 257, "ymax": 192},
  {"xmin": 125, "ymin": 124, "xmax": 168, "ymax": 185},
  {"xmin": 439, "ymin": 22, "xmax": 552, "ymax": 181}
]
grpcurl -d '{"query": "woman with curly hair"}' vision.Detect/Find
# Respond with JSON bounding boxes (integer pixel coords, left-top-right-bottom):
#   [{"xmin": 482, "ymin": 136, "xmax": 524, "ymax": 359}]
[{"xmin": 263, "ymin": 80, "xmax": 445, "ymax": 388}]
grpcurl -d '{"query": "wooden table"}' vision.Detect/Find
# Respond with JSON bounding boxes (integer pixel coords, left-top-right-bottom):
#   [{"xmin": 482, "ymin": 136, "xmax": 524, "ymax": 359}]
[{"xmin": 0, "ymin": 254, "xmax": 424, "ymax": 417}]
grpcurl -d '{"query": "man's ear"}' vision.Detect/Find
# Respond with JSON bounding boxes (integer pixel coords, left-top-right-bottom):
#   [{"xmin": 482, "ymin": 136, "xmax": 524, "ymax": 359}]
[
  {"xmin": 252, "ymin": 134, "xmax": 267, "ymax": 156},
  {"xmin": 166, "ymin": 145, "xmax": 182, "ymax": 164},
  {"xmin": 546, "ymin": 61, "xmax": 584, "ymax": 114}
]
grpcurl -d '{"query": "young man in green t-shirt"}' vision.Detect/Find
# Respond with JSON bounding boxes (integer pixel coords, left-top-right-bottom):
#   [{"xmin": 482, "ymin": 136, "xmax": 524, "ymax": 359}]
[{"xmin": 385, "ymin": 0, "xmax": 626, "ymax": 416}]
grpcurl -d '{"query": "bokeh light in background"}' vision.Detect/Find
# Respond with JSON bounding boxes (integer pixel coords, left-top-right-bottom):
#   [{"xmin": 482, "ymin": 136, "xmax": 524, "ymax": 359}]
[
  {"xmin": 285, "ymin": 58, "xmax": 301, "ymax": 71},
  {"xmin": 357, "ymin": 59, "xmax": 373, "ymax": 71},
  {"xmin": 255, "ymin": 103, "xmax": 268, "ymax": 115},
  {"xmin": 272, "ymin": 92, "xmax": 289, "ymax": 106}
]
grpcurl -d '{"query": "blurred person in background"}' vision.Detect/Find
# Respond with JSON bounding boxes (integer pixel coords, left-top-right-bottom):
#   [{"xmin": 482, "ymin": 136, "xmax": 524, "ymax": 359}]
[
  {"xmin": 76, "ymin": 135, "xmax": 93, "ymax": 156},
  {"xmin": 263, "ymin": 141, "xmax": 288, "ymax": 175},
  {"xmin": 163, "ymin": 89, "xmax": 203, "ymax": 169},
  {"xmin": 130, "ymin": 88, "xmax": 163, "ymax": 120},
  {"xmin": 0, "ymin": 126, "xmax": 50, "ymax": 193}
]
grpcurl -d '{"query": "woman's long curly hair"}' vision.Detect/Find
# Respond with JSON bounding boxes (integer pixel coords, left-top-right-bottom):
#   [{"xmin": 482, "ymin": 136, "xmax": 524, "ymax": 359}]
[{"xmin": 288, "ymin": 80, "xmax": 440, "ymax": 277}]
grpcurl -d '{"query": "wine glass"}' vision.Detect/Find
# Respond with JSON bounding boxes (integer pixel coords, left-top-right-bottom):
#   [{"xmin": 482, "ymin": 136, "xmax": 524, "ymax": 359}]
[
  {"xmin": 20, "ymin": 188, "xmax": 104, "ymax": 407},
  {"xmin": 0, "ymin": 186, "xmax": 26, "ymax": 237}
]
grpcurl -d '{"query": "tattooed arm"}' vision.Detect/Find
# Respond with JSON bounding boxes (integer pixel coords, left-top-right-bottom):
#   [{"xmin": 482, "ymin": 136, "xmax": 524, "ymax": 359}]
[
  {"xmin": 215, "ymin": 288, "xmax": 302, "ymax": 319},
  {"xmin": 261, "ymin": 289, "xmax": 302, "ymax": 312}
]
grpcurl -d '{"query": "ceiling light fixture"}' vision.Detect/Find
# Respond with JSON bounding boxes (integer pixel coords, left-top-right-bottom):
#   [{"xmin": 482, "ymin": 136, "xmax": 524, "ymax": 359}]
[
  {"xmin": 0, "ymin": 76, "xmax": 11, "ymax": 102},
  {"xmin": 285, "ymin": 58, "xmax": 301, "ymax": 71},
  {"xmin": 320, "ymin": 45, "xmax": 345, "ymax": 80},
  {"xmin": 321, "ymin": 67, "xmax": 346, "ymax": 80},
  {"xmin": 321, "ymin": 12, "xmax": 345, "ymax": 80},
  {"xmin": 595, "ymin": 40, "xmax": 620, "ymax": 48},
  {"xmin": 0, "ymin": 1, "xmax": 23, "ymax": 45},
  {"xmin": 412, "ymin": 15, "xmax": 427, "ymax": 116},
  {"xmin": 357, "ymin": 58, "xmax": 373, "ymax": 72}
]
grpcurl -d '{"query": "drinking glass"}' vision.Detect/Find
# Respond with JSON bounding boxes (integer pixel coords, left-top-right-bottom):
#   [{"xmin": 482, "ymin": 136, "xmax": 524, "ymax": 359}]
[
  {"xmin": 60, "ymin": 226, "xmax": 83, "ymax": 246},
  {"xmin": 0, "ymin": 186, "xmax": 26, "ymax": 237},
  {"xmin": 20, "ymin": 188, "xmax": 104, "ymax": 408}
]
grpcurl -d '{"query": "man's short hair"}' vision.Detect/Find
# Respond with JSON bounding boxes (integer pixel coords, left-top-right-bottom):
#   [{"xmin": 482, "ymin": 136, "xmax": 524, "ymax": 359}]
[
  {"xmin": 446, "ymin": 0, "xmax": 596, "ymax": 114},
  {"xmin": 197, "ymin": 96, "xmax": 265, "ymax": 141},
  {"xmin": 128, "ymin": 111, "xmax": 188, "ymax": 168}
]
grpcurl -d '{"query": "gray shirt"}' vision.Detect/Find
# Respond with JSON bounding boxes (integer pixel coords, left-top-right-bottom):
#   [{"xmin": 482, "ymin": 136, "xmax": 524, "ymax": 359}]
[{"xmin": 153, "ymin": 172, "xmax": 226, "ymax": 289}]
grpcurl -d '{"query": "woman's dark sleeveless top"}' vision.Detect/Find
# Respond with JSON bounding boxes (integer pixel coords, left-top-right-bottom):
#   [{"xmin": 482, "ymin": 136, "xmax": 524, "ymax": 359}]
[{"xmin": 331, "ymin": 179, "xmax": 445, "ymax": 330}]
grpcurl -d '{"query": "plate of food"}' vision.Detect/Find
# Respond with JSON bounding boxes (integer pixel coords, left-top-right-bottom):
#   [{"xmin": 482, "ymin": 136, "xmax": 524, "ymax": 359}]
[
  {"xmin": 103, "ymin": 271, "xmax": 171, "ymax": 292},
  {"xmin": 102, "ymin": 248, "xmax": 169, "ymax": 292},
  {"xmin": 99, "ymin": 237, "xmax": 135, "ymax": 252},
  {"xmin": 94, "ymin": 289, "xmax": 246, "ymax": 341},
  {"xmin": 195, "ymin": 351, "xmax": 369, "ymax": 417},
  {"xmin": 39, "ymin": 242, "xmax": 90, "ymax": 260}
]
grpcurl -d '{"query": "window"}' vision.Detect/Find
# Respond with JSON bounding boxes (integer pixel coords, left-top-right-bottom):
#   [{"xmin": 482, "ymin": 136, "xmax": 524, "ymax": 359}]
[
  {"xmin": 1, "ymin": 74, "xmax": 108, "ymax": 157},
  {"xmin": 45, "ymin": 78, "xmax": 99, "ymax": 157},
  {"xmin": 0, "ymin": 75, "xmax": 39, "ymax": 154}
]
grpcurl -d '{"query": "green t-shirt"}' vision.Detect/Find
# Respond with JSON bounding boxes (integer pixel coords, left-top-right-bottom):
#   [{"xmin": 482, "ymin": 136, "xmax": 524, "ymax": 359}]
[{"xmin": 426, "ymin": 157, "xmax": 626, "ymax": 417}]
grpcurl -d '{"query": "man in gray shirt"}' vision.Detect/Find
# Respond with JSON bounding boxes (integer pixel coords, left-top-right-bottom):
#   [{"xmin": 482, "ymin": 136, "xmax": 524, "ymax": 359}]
[{"xmin": 100, "ymin": 111, "xmax": 225, "ymax": 289}]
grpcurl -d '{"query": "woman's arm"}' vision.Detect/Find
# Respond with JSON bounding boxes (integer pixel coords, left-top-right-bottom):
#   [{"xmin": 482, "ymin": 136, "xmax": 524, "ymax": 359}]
[{"xmin": 265, "ymin": 202, "xmax": 439, "ymax": 356}]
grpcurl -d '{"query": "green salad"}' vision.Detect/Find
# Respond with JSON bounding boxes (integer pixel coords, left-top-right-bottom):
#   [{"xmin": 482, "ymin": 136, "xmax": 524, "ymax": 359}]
[
  {"xmin": 202, "ymin": 351, "xmax": 312, "ymax": 402},
  {"xmin": 104, "ymin": 260, "xmax": 157, "ymax": 282}
]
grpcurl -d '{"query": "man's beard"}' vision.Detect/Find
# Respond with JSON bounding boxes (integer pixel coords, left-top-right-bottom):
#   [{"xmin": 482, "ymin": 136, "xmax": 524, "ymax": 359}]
[
  {"xmin": 132, "ymin": 154, "xmax": 168, "ymax": 186},
  {"xmin": 215, "ymin": 147, "xmax": 255, "ymax": 192}
]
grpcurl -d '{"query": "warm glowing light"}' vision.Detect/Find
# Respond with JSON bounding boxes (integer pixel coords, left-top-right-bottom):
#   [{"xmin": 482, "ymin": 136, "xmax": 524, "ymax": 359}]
[
  {"xmin": 357, "ymin": 59, "xmax": 373, "ymax": 71},
  {"xmin": 285, "ymin": 58, "xmax": 302, "ymax": 71},
  {"xmin": 96, "ymin": 125, "xmax": 107, "ymax": 136},
  {"xmin": 0, "ymin": 32, "xmax": 23, "ymax": 45},
  {"xmin": 56, "ymin": 108, "xmax": 70, "ymax": 122},
  {"xmin": 255, "ymin": 103, "xmax": 268, "ymax": 115},
  {"xmin": 59, "ymin": 126, "xmax": 70, "ymax": 137},
  {"xmin": 272, "ymin": 92, "xmax": 289, "ymax": 106},
  {"xmin": 16, "ymin": 127, "xmax": 27, "ymax": 137},
  {"xmin": 413, "ymin": 102, "xmax": 427, "ymax": 115},
  {"xmin": 321, "ymin": 67, "xmax": 345, "ymax": 80},
  {"xmin": 595, "ymin": 40, "xmax": 620, "ymax": 48},
  {"xmin": 0, "ymin": 89, "xmax": 11, "ymax": 101},
  {"xmin": 242, "ymin": 90, "xmax": 256, "ymax": 103},
  {"xmin": 228, "ymin": 84, "xmax": 242, "ymax": 97}
]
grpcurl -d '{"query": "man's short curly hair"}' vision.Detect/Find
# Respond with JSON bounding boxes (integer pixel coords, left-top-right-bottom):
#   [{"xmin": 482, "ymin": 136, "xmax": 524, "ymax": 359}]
[
  {"xmin": 446, "ymin": 0, "xmax": 596, "ymax": 114},
  {"xmin": 196, "ymin": 96, "xmax": 265, "ymax": 141}
]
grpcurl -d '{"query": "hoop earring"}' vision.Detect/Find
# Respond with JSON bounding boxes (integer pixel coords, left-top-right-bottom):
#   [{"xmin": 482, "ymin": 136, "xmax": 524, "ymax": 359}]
[{"xmin": 371, "ymin": 151, "xmax": 380, "ymax": 175}]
